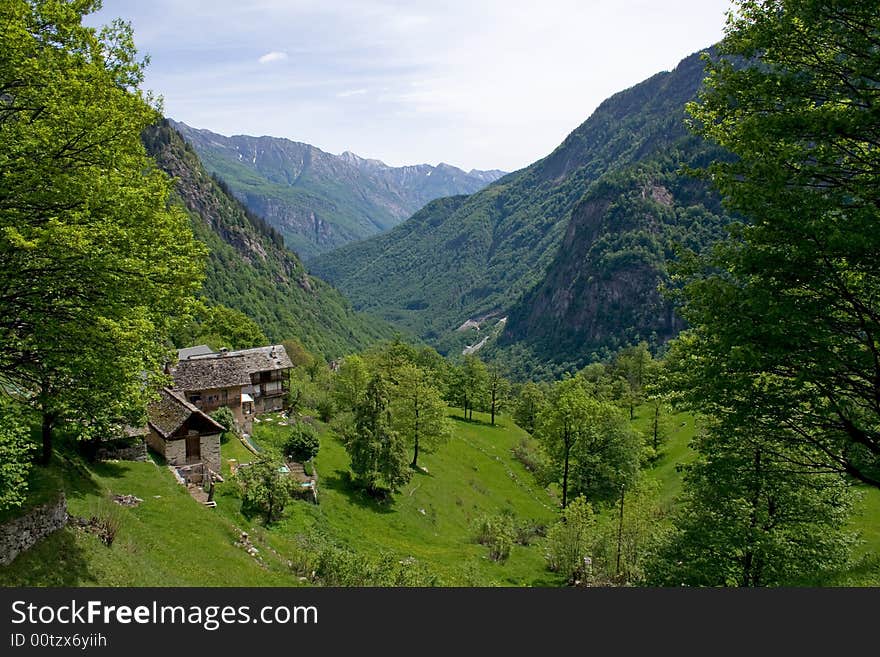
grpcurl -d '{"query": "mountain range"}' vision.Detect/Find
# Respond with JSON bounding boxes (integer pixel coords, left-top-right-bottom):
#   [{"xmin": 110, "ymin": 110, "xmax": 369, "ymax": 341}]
[
  {"xmin": 170, "ymin": 120, "xmax": 505, "ymax": 259},
  {"xmin": 142, "ymin": 121, "xmax": 395, "ymax": 359},
  {"xmin": 312, "ymin": 49, "xmax": 732, "ymax": 377}
]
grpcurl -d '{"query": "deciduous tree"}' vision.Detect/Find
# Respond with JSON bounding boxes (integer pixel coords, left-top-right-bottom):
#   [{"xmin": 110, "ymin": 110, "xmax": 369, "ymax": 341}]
[
  {"xmin": 341, "ymin": 375, "xmax": 411, "ymax": 496},
  {"xmin": 674, "ymin": 0, "xmax": 880, "ymax": 487},
  {"xmin": 238, "ymin": 453, "xmax": 298, "ymax": 523},
  {"xmin": 645, "ymin": 428, "xmax": 855, "ymax": 586},
  {"xmin": 513, "ymin": 382, "xmax": 546, "ymax": 434},
  {"xmin": 0, "ymin": 0, "xmax": 204, "ymax": 463},
  {"xmin": 391, "ymin": 364, "xmax": 450, "ymax": 469}
]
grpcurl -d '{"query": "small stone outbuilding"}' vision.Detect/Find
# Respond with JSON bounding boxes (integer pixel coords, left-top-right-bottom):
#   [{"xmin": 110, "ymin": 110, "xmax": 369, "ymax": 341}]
[{"xmin": 145, "ymin": 387, "xmax": 224, "ymax": 475}]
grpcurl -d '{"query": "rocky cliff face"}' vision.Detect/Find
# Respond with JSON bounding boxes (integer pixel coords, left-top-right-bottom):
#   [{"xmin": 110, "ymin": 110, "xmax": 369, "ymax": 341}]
[
  {"xmin": 171, "ymin": 121, "xmax": 505, "ymax": 259},
  {"xmin": 500, "ymin": 140, "xmax": 731, "ymax": 374}
]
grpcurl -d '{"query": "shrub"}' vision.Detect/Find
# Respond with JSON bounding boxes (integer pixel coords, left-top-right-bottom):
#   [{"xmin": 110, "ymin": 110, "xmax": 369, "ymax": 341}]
[
  {"xmin": 284, "ymin": 422, "xmax": 320, "ymax": 462},
  {"xmin": 514, "ymin": 520, "xmax": 546, "ymax": 546},
  {"xmin": 545, "ymin": 496, "xmax": 595, "ymax": 583},
  {"xmin": 210, "ymin": 406, "xmax": 238, "ymax": 442},
  {"xmin": 473, "ymin": 512, "xmax": 516, "ymax": 562},
  {"xmin": 315, "ymin": 394, "xmax": 335, "ymax": 423},
  {"xmin": 313, "ymin": 545, "xmax": 440, "ymax": 586}
]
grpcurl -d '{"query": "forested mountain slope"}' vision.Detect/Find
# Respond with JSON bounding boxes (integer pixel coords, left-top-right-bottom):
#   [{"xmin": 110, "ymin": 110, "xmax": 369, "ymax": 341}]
[
  {"xmin": 143, "ymin": 121, "xmax": 395, "ymax": 358},
  {"xmin": 172, "ymin": 120, "xmax": 504, "ymax": 259},
  {"xmin": 311, "ymin": 50, "xmax": 727, "ymax": 368}
]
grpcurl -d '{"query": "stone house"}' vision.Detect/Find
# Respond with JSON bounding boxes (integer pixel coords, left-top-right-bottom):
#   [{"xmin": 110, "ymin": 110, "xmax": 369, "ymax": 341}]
[
  {"xmin": 234, "ymin": 345, "xmax": 294, "ymax": 413},
  {"xmin": 145, "ymin": 387, "xmax": 224, "ymax": 475},
  {"xmin": 171, "ymin": 353, "xmax": 252, "ymax": 425},
  {"xmin": 170, "ymin": 344, "xmax": 293, "ymax": 421}
]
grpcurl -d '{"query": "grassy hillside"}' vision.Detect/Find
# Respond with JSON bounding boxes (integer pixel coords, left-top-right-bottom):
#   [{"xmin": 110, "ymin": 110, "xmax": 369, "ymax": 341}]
[
  {"xmin": 0, "ymin": 412, "xmax": 560, "ymax": 587},
  {"xmin": 3, "ymin": 404, "xmax": 875, "ymax": 587},
  {"xmin": 217, "ymin": 409, "xmax": 561, "ymax": 586},
  {"xmin": 0, "ymin": 452, "xmax": 298, "ymax": 586}
]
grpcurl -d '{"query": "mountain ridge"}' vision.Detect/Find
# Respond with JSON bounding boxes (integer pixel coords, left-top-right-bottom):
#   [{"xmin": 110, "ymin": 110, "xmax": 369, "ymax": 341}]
[
  {"xmin": 171, "ymin": 119, "xmax": 505, "ymax": 259},
  {"xmin": 143, "ymin": 120, "xmax": 396, "ymax": 358},
  {"xmin": 312, "ymin": 49, "xmax": 725, "ymax": 372}
]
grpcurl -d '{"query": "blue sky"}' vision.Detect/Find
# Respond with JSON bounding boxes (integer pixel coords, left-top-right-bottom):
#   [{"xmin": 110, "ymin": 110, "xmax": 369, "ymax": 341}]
[{"xmin": 90, "ymin": 0, "xmax": 732, "ymax": 172}]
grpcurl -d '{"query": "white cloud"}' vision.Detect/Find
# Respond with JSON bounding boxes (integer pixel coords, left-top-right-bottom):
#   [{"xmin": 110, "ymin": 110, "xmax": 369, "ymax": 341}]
[
  {"xmin": 258, "ymin": 51, "xmax": 288, "ymax": 64},
  {"xmin": 91, "ymin": 0, "xmax": 733, "ymax": 171}
]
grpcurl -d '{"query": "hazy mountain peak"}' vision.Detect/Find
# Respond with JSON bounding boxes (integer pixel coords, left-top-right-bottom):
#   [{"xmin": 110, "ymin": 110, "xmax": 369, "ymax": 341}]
[{"xmin": 170, "ymin": 119, "xmax": 506, "ymax": 259}]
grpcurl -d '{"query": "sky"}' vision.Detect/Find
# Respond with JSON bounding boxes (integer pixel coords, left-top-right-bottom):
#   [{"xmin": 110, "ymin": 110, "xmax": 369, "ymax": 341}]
[{"xmin": 89, "ymin": 0, "xmax": 733, "ymax": 172}]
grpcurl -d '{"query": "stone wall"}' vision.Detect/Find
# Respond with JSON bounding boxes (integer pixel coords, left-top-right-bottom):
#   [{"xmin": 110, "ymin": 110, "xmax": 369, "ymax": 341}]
[
  {"xmin": 0, "ymin": 494, "xmax": 68, "ymax": 566},
  {"xmin": 165, "ymin": 437, "xmax": 186, "ymax": 465},
  {"xmin": 200, "ymin": 433, "xmax": 221, "ymax": 475},
  {"xmin": 96, "ymin": 439, "xmax": 148, "ymax": 462}
]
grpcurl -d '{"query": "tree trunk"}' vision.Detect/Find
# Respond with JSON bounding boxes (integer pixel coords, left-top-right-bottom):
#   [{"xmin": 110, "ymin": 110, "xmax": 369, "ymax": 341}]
[
  {"xmin": 411, "ymin": 405, "xmax": 420, "ymax": 469},
  {"xmin": 652, "ymin": 404, "xmax": 660, "ymax": 451},
  {"xmin": 742, "ymin": 448, "xmax": 763, "ymax": 587},
  {"xmin": 616, "ymin": 485, "xmax": 625, "ymax": 576},
  {"xmin": 41, "ymin": 411, "xmax": 55, "ymax": 465},
  {"xmin": 491, "ymin": 386, "xmax": 496, "ymax": 426},
  {"xmin": 562, "ymin": 436, "xmax": 571, "ymax": 509}
]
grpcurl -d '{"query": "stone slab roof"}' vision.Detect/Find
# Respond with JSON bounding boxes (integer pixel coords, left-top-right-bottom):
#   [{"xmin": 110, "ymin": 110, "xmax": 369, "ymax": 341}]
[
  {"xmin": 189, "ymin": 345, "xmax": 293, "ymax": 372},
  {"xmin": 177, "ymin": 344, "xmax": 214, "ymax": 360},
  {"xmin": 147, "ymin": 388, "xmax": 225, "ymax": 439},
  {"xmin": 171, "ymin": 354, "xmax": 252, "ymax": 391}
]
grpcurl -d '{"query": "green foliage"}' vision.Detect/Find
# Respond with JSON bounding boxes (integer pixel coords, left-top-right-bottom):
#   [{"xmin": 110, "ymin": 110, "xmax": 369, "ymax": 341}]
[
  {"xmin": 448, "ymin": 355, "xmax": 488, "ymax": 420},
  {"xmin": 340, "ymin": 375, "xmax": 411, "ymax": 496},
  {"xmin": 284, "ymin": 422, "xmax": 320, "ymax": 462},
  {"xmin": 209, "ymin": 406, "xmax": 237, "ymax": 434},
  {"xmin": 671, "ymin": 0, "xmax": 880, "ymax": 487},
  {"xmin": 390, "ymin": 363, "xmax": 451, "ymax": 469},
  {"xmin": 513, "ymin": 382, "xmax": 546, "ymax": 434},
  {"xmin": 535, "ymin": 377, "xmax": 641, "ymax": 507},
  {"xmin": 485, "ymin": 365, "xmax": 511, "ymax": 425},
  {"xmin": 473, "ymin": 512, "xmax": 516, "ymax": 563},
  {"xmin": 173, "ymin": 300, "xmax": 267, "ymax": 351},
  {"xmin": 0, "ymin": 1, "xmax": 205, "ymax": 462},
  {"xmin": 314, "ymin": 394, "xmax": 335, "ymax": 423},
  {"xmin": 0, "ymin": 403, "xmax": 33, "ymax": 511},
  {"xmin": 237, "ymin": 453, "xmax": 298, "ymax": 523},
  {"xmin": 544, "ymin": 496, "xmax": 595, "ymax": 583},
  {"xmin": 611, "ymin": 342, "xmax": 655, "ymax": 419},
  {"xmin": 311, "ymin": 545, "xmax": 440, "ymax": 586},
  {"xmin": 645, "ymin": 428, "xmax": 856, "ymax": 587},
  {"xmin": 331, "ymin": 355, "xmax": 371, "ymax": 413},
  {"xmin": 281, "ymin": 338, "xmax": 316, "ymax": 369},
  {"xmin": 590, "ymin": 477, "xmax": 662, "ymax": 584}
]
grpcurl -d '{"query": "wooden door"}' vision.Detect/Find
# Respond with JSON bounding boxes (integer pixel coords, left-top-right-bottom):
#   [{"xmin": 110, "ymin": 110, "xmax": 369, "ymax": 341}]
[{"xmin": 185, "ymin": 434, "xmax": 201, "ymax": 463}]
